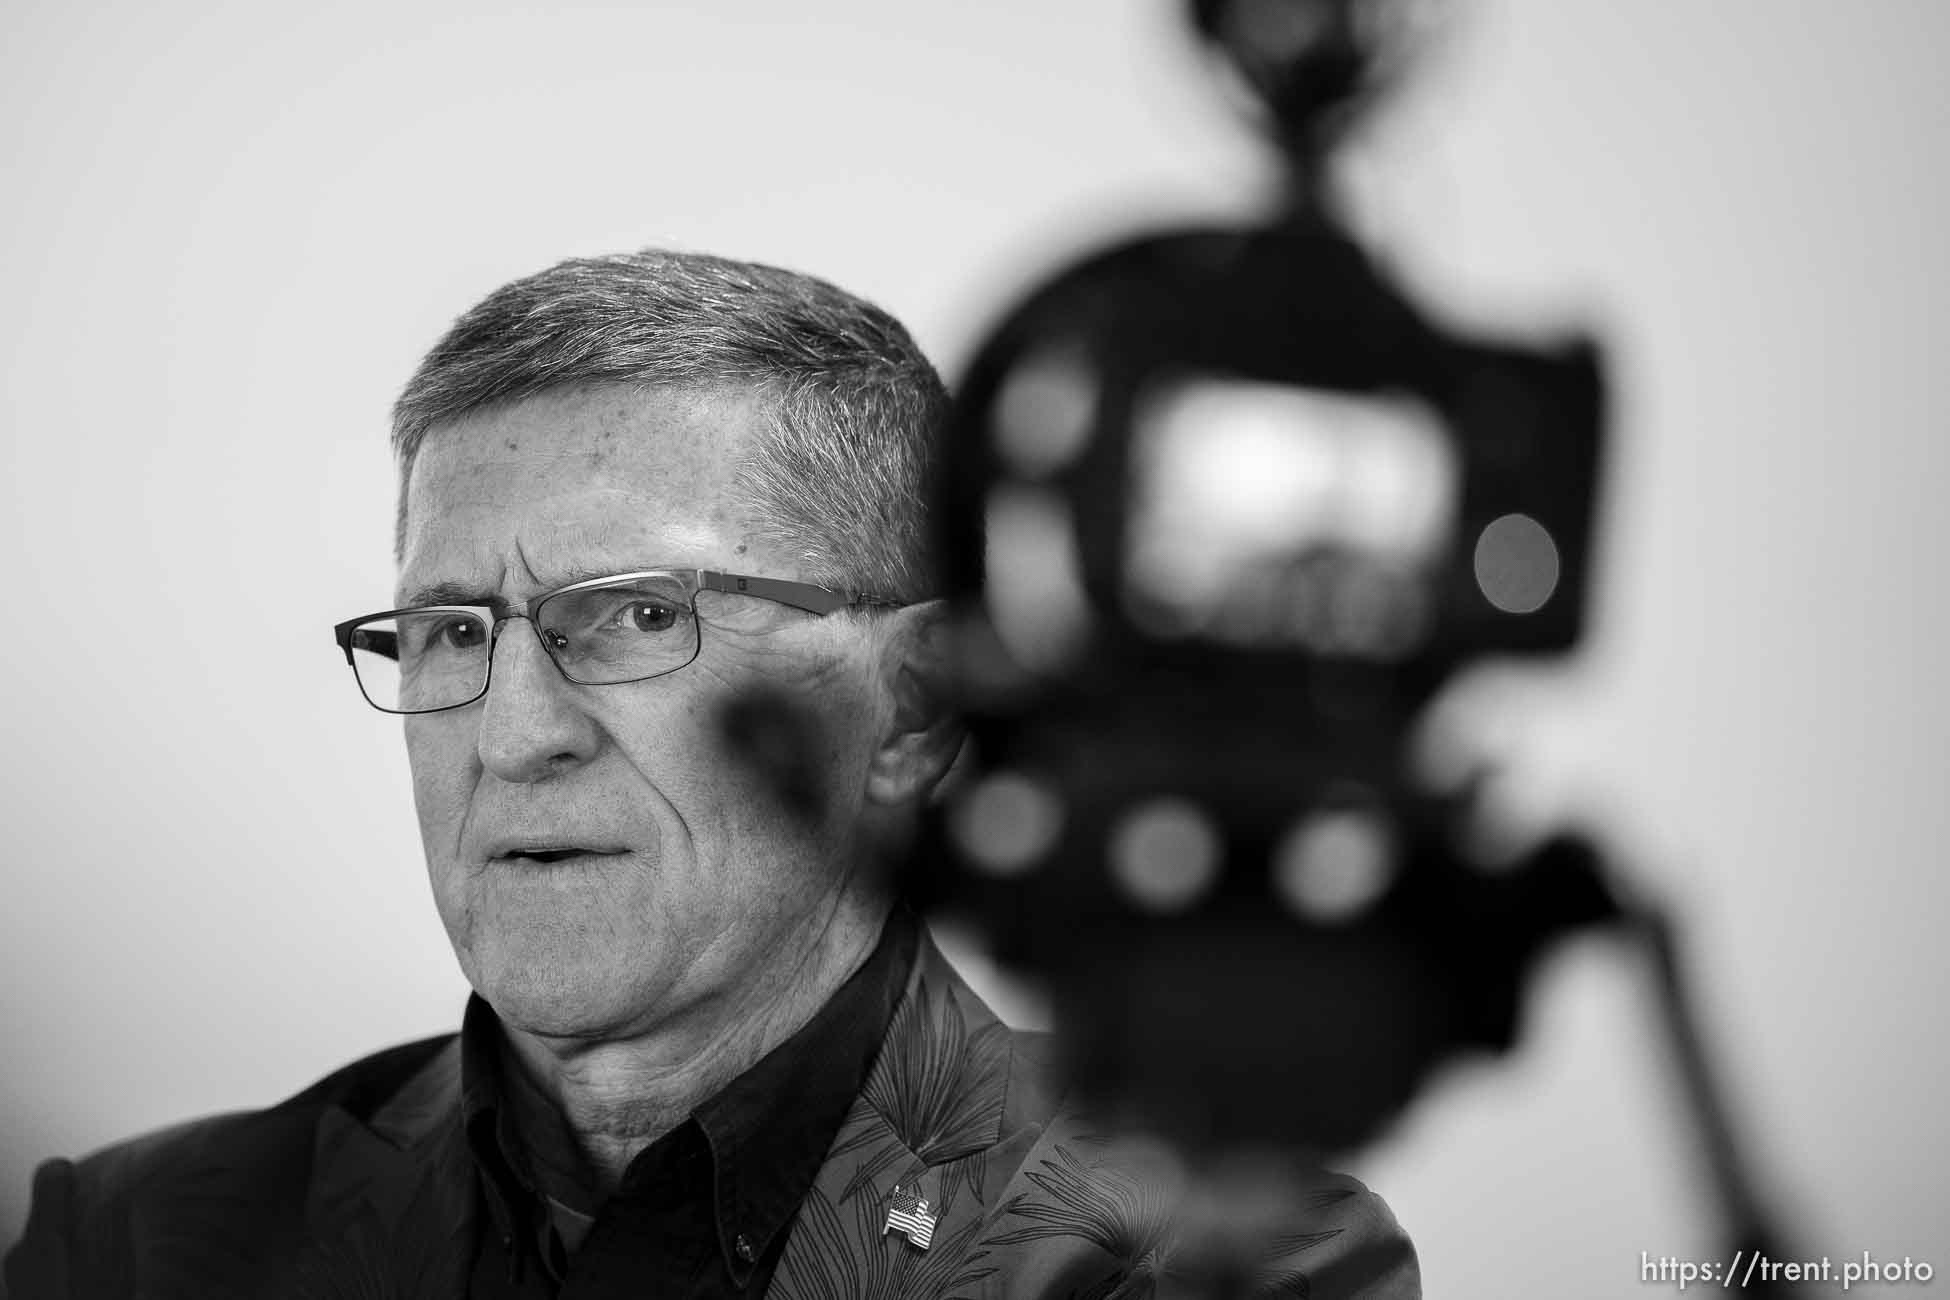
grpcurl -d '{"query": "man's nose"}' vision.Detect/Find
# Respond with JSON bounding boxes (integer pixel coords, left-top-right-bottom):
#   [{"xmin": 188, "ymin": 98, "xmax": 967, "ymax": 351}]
[{"xmin": 475, "ymin": 619, "xmax": 600, "ymax": 783}]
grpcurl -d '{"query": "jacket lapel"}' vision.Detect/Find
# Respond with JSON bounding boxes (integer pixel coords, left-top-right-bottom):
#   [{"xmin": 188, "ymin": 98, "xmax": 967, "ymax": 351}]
[
  {"xmin": 285, "ymin": 1039, "xmax": 479, "ymax": 1300},
  {"xmin": 766, "ymin": 936, "xmax": 1018, "ymax": 1300}
]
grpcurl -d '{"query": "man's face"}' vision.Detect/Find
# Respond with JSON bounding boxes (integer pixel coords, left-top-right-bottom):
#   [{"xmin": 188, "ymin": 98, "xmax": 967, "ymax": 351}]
[{"xmin": 397, "ymin": 384, "xmax": 891, "ymax": 1041}]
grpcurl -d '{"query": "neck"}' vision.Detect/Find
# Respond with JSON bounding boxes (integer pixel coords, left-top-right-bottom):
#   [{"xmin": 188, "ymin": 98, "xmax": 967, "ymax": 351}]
[{"xmin": 497, "ymin": 893, "xmax": 890, "ymax": 1197}]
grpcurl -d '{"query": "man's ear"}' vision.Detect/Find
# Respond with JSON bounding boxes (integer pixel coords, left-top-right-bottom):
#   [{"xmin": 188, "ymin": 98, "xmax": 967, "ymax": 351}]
[{"xmin": 864, "ymin": 600, "xmax": 964, "ymax": 809}]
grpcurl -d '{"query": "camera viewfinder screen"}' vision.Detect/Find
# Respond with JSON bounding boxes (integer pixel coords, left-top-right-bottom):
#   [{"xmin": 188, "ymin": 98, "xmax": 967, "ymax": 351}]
[{"xmin": 1124, "ymin": 377, "xmax": 1458, "ymax": 653}]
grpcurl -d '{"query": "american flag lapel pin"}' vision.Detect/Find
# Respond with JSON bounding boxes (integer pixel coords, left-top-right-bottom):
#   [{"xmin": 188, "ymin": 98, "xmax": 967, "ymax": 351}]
[{"xmin": 883, "ymin": 1182, "xmax": 938, "ymax": 1250}]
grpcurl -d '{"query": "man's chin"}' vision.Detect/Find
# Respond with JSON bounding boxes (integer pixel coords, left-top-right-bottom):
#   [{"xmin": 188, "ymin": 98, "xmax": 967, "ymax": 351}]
[{"xmin": 459, "ymin": 940, "xmax": 670, "ymax": 1041}]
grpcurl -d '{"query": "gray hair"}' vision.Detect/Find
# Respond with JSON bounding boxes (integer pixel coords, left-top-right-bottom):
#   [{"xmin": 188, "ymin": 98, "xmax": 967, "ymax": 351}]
[{"xmin": 391, "ymin": 248, "xmax": 948, "ymax": 600}]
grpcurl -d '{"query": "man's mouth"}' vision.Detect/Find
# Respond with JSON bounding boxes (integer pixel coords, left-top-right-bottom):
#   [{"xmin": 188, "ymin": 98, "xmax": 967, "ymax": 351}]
[{"xmin": 488, "ymin": 845, "xmax": 625, "ymax": 865}]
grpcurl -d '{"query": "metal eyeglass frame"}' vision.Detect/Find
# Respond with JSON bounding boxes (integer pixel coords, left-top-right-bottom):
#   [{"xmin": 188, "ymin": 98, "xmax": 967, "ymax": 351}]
[{"xmin": 332, "ymin": 567, "xmax": 906, "ymax": 715}]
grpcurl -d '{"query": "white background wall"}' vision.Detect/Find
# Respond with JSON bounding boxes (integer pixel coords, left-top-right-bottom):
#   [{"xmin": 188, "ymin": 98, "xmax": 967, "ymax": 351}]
[{"xmin": 2, "ymin": 1, "xmax": 1945, "ymax": 1293}]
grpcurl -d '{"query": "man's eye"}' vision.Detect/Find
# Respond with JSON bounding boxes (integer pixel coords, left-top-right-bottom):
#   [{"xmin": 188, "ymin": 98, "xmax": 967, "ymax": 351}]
[
  {"xmin": 438, "ymin": 617, "xmax": 487, "ymax": 649},
  {"xmin": 619, "ymin": 601, "xmax": 680, "ymax": 634}
]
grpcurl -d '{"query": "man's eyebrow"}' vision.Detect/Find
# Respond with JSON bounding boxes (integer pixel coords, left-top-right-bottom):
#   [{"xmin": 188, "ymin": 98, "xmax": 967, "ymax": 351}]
[{"xmin": 398, "ymin": 580, "xmax": 498, "ymax": 608}]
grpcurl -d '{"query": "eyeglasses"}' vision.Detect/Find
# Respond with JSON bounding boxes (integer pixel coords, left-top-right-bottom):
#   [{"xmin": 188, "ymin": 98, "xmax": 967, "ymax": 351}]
[{"xmin": 332, "ymin": 568, "xmax": 905, "ymax": 715}]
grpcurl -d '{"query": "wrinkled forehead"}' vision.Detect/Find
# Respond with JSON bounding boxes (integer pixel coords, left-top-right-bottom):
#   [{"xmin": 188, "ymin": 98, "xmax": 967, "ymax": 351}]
[{"xmin": 397, "ymin": 384, "xmax": 775, "ymax": 596}]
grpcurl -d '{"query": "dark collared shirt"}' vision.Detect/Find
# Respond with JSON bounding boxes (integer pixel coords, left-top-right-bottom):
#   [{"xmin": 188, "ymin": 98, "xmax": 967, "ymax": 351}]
[{"xmin": 460, "ymin": 909, "xmax": 919, "ymax": 1298}]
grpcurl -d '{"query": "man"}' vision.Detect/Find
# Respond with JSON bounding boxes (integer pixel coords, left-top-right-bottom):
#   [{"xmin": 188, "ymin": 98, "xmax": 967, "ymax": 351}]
[{"xmin": 4, "ymin": 250, "xmax": 1419, "ymax": 1297}]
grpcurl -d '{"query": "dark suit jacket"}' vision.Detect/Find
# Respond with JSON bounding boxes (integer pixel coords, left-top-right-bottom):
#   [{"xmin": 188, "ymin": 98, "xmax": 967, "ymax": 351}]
[{"xmin": 4, "ymin": 937, "xmax": 1420, "ymax": 1298}]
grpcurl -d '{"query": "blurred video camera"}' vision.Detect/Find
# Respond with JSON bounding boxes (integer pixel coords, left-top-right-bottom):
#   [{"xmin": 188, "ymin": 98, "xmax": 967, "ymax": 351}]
[{"xmin": 911, "ymin": 0, "xmax": 1612, "ymax": 1157}]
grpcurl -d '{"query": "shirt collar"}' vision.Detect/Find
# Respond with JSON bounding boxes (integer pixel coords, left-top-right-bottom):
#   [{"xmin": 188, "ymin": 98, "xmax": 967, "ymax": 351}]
[{"xmin": 459, "ymin": 905, "xmax": 920, "ymax": 1282}]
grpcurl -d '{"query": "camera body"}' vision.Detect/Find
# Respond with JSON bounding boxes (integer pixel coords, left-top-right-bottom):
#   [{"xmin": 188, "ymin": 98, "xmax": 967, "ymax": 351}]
[{"xmin": 917, "ymin": 216, "xmax": 1609, "ymax": 1152}]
